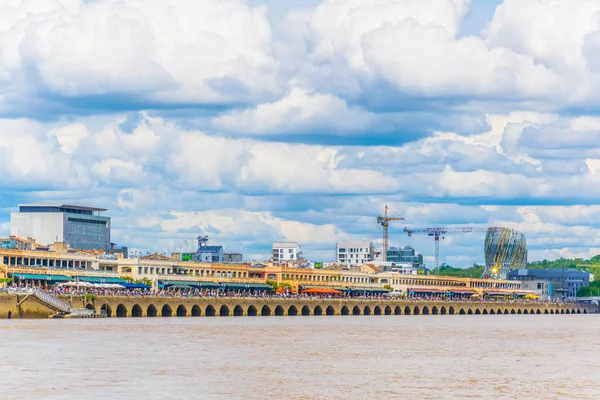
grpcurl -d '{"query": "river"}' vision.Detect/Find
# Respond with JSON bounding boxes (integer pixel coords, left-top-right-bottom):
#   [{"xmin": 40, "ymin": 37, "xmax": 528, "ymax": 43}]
[{"xmin": 0, "ymin": 315, "xmax": 599, "ymax": 399}]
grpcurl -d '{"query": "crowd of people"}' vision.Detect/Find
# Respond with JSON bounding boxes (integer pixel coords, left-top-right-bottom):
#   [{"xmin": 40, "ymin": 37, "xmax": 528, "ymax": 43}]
[{"xmin": 33, "ymin": 286, "xmax": 577, "ymax": 303}]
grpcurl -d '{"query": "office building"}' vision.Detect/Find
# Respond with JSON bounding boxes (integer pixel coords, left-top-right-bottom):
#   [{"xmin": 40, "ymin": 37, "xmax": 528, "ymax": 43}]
[
  {"xmin": 336, "ymin": 242, "xmax": 374, "ymax": 266},
  {"xmin": 11, "ymin": 204, "xmax": 111, "ymax": 251},
  {"xmin": 386, "ymin": 245, "xmax": 423, "ymax": 268},
  {"xmin": 507, "ymin": 269, "xmax": 592, "ymax": 299},
  {"xmin": 272, "ymin": 242, "xmax": 302, "ymax": 263}
]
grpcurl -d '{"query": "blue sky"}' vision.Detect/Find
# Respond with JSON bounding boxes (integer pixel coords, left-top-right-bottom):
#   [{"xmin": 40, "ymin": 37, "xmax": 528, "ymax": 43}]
[{"xmin": 2, "ymin": 0, "xmax": 600, "ymax": 266}]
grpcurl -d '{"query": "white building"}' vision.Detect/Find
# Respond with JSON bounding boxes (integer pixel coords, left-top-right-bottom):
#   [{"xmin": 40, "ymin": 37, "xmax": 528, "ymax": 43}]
[
  {"xmin": 336, "ymin": 242, "xmax": 374, "ymax": 266},
  {"xmin": 11, "ymin": 204, "xmax": 111, "ymax": 251},
  {"xmin": 272, "ymin": 242, "xmax": 302, "ymax": 263}
]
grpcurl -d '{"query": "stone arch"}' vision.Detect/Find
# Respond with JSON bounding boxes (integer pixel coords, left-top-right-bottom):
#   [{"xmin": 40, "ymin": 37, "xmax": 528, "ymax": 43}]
[
  {"xmin": 7, "ymin": 311, "xmax": 11, "ymax": 319},
  {"xmin": 301, "ymin": 305, "xmax": 311, "ymax": 316},
  {"xmin": 544, "ymin": 309, "xmax": 549, "ymax": 314},
  {"xmin": 394, "ymin": 306, "xmax": 401, "ymax": 315},
  {"xmin": 341, "ymin": 306, "xmax": 350, "ymax": 316},
  {"xmin": 440, "ymin": 306, "xmax": 447, "ymax": 315},
  {"xmin": 364, "ymin": 306, "xmax": 371, "ymax": 316},
  {"xmin": 572, "ymin": 309, "xmax": 577, "ymax": 314},
  {"xmin": 248, "ymin": 305, "xmax": 258, "ymax": 316},
  {"xmin": 459, "ymin": 309, "xmax": 466, "ymax": 315},
  {"xmin": 384, "ymin": 306, "xmax": 392, "ymax": 315},
  {"xmin": 523, "ymin": 309, "xmax": 529, "ymax": 314},
  {"xmin": 483, "ymin": 309, "xmax": 488, "ymax": 315},
  {"xmin": 475, "ymin": 309, "xmax": 481, "ymax": 314},
  {"xmin": 550, "ymin": 309, "xmax": 555, "ymax": 314},
  {"xmin": 404, "ymin": 306, "xmax": 411, "ymax": 315},
  {"xmin": 517, "ymin": 309, "xmax": 522, "ymax": 314},
  {"xmin": 116, "ymin": 304, "xmax": 127, "ymax": 318},
  {"xmin": 261, "ymin": 305, "xmax": 272, "ymax": 316},
  {"xmin": 233, "ymin": 305, "xmax": 244, "ymax": 316},
  {"xmin": 131, "ymin": 304, "xmax": 143, "ymax": 318},
  {"xmin": 504, "ymin": 309, "xmax": 509, "ymax": 315},
  {"xmin": 584, "ymin": 309, "xmax": 588, "ymax": 314},
  {"xmin": 101, "ymin": 304, "xmax": 112, "ymax": 318},
  {"xmin": 449, "ymin": 306, "xmax": 455, "ymax": 315},
  {"xmin": 147, "ymin": 304, "xmax": 158, "ymax": 317},
  {"xmin": 467, "ymin": 309, "xmax": 473, "ymax": 315},
  {"xmin": 432, "ymin": 306, "xmax": 439, "ymax": 315},
  {"xmin": 326, "ymin": 306, "xmax": 335, "ymax": 316},
  {"xmin": 191, "ymin": 305, "xmax": 201, "ymax": 317},
  {"xmin": 577, "ymin": 309, "xmax": 582, "ymax": 314},
  {"xmin": 490, "ymin": 309, "xmax": 496, "ymax": 315},
  {"xmin": 352, "ymin": 306, "xmax": 361, "ymax": 315},
  {"xmin": 565, "ymin": 309, "xmax": 570, "ymax": 314},
  {"xmin": 219, "ymin": 305, "xmax": 230, "ymax": 316},
  {"xmin": 288, "ymin": 305, "xmax": 298, "ymax": 316},
  {"xmin": 422, "ymin": 306, "xmax": 429, "ymax": 315},
  {"xmin": 374, "ymin": 306, "xmax": 382, "ymax": 315},
  {"xmin": 161, "ymin": 304, "xmax": 172, "ymax": 317},
  {"xmin": 413, "ymin": 306, "xmax": 420, "ymax": 315},
  {"xmin": 497, "ymin": 309, "xmax": 502, "ymax": 315},
  {"xmin": 314, "ymin": 306, "xmax": 323, "ymax": 316},
  {"xmin": 176, "ymin": 305, "xmax": 187, "ymax": 317},
  {"xmin": 86, "ymin": 303, "xmax": 95, "ymax": 311},
  {"xmin": 510, "ymin": 309, "xmax": 516, "ymax": 314},
  {"xmin": 206, "ymin": 305, "xmax": 216, "ymax": 317},
  {"xmin": 275, "ymin": 305, "xmax": 284, "ymax": 316},
  {"xmin": 561, "ymin": 309, "xmax": 565, "ymax": 314}
]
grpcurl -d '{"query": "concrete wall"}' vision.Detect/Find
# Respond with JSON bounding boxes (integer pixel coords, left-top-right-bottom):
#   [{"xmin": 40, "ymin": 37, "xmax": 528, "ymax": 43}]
[{"xmin": 10, "ymin": 213, "xmax": 64, "ymax": 246}]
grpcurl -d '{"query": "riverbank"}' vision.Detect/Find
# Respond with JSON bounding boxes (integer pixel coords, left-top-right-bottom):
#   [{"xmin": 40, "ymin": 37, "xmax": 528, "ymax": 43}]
[{"xmin": 0, "ymin": 293, "xmax": 595, "ymax": 319}]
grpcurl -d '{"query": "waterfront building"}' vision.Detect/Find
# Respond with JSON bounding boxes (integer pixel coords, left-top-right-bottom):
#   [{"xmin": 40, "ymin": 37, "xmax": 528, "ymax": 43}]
[
  {"xmin": 11, "ymin": 204, "xmax": 111, "ymax": 251},
  {"xmin": 0, "ymin": 245, "xmax": 524, "ymax": 297},
  {"xmin": 336, "ymin": 242, "xmax": 374, "ymax": 266},
  {"xmin": 224, "ymin": 252, "xmax": 243, "ymax": 263},
  {"xmin": 507, "ymin": 269, "xmax": 591, "ymax": 299},
  {"xmin": 272, "ymin": 242, "xmax": 302, "ymax": 263},
  {"xmin": 386, "ymin": 246, "xmax": 423, "ymax": 268}
]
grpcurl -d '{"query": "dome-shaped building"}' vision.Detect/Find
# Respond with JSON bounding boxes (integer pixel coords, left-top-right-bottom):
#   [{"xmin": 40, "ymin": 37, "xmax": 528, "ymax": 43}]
[{"xmin": 482, "ymin": 227, "xmax": 527, "ymax": 279}]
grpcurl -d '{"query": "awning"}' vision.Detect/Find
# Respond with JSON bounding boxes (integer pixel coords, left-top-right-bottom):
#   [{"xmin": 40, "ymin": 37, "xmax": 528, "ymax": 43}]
[
  {"xmin": 121, "ymin": 283, "xmax": 151, "ymax": 289},
  {"xmin": 48, "ymin": 275, "xmax": 72, "ymax": 282},
  {"xmin": 222, "ymin": 283, "xmax": 272, "ymax": 291},
  {"xmin": 13, "ymin": 273, "xmax": 48, "ymax": 280},
  {"xmin": 160, "ymin": 280, "xmax": 220, "ymax": 289},
  {"xmin": 77, "ymin": 276, "xmax": 128, "ymax": 284}
]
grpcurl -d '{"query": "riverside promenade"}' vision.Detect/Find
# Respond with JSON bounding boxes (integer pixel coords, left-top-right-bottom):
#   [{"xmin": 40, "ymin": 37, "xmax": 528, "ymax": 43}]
[{"xmin": 0, "ymin": 293, "xmax": 596, "ymax": 319}]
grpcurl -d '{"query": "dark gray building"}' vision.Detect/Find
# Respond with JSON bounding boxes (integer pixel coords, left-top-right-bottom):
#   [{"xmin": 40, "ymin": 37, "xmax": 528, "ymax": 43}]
[
  {"xmin": 386, "ymin": 245, "xmax": 423, "ymax": 268},
  {"xmin": 507, "ymin": 269, "xmax": 592, "ymax": 299}
]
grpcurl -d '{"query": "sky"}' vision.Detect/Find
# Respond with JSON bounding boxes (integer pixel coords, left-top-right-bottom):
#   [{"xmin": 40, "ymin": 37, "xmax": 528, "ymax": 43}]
[{"xmin": 3, "ymin": 0, "xmax": 600, "ymax": 266}]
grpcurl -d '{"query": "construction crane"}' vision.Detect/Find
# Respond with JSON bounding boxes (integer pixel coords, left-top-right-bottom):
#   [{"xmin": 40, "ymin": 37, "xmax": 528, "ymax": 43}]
[
  {"xmin": 377, "ymin": 206, "xmax": 405, "ymax": 261},
  {"xmin": 404, "ymin": 227, "xmax": 488, "ymax": 274}
]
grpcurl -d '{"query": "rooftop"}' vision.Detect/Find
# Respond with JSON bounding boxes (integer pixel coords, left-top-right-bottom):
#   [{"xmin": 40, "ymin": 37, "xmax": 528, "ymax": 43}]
[{"xmin": 19, "ymin": 204, "xmax": 108, "ymax": 212}]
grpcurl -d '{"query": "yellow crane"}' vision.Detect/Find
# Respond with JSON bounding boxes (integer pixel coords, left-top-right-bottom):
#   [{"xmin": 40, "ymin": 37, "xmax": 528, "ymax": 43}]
[{"xmin": 377, "ymin": 205, "xmax": 405, "ymax": 261}]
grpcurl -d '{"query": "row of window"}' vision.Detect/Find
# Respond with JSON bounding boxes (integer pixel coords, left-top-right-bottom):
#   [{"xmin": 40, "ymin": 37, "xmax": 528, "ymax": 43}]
[
  {"xmin": 137, "ymin": 266, "xmax": 248, "ymax": 278},
  {"xmin": 338, "ymin": 248, "xmax": 367, "ymax": 253},
  {"xmin": 3, "ymin": 256, "xmax": 91, "ymax": 268}
]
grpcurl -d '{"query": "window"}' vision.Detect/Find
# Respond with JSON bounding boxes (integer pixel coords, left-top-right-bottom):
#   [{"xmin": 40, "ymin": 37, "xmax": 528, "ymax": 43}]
[
  {"xmin": 339, "ymin": 248, "xmax": 346, "ymax": 252},
  {"xmin": 289, "ymin": 249, "xmax": 293, "ymax": 253}
]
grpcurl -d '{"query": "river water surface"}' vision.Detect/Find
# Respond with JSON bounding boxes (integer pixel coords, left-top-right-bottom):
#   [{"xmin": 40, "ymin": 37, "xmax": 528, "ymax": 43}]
[{"xmin": 0, "ymin": 315, "xmax": 599, "ymax": 399}]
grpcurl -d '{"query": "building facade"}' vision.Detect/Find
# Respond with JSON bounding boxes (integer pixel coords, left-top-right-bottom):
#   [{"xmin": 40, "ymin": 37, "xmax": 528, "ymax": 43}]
[
  {"xmin": 336, "ymin": 242, "xmax": 374, "ymax": 266},
  {"xmin": 507, "ymin": 269, "xmax": 591, "ymax": 299},
  {"xmin": 386, "ymin": 246, "xmax": 423, "ymax": 268},
  {"xmin": 272, "ymin": 242, "xmax": 302, "ymax": 263},
  {"xmin": 10, "ymin": 204, "xmax": 111, "ymax": 251}
]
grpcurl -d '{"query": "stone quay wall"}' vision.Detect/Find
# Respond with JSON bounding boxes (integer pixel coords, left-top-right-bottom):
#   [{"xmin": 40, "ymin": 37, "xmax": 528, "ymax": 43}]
[{"xmin": 0, "ymin": 294, "xmax": 597, "ymax": 319}]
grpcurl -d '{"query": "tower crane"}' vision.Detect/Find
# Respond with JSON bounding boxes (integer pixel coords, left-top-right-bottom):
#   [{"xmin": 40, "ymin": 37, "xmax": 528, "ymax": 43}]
[
  {"xmin": 404, "ymin": 227, "xmax": 488, "ymax": 274},
  {"xmin": 377, "ymin": 206, "xmax": 405, "ymax": 261}
]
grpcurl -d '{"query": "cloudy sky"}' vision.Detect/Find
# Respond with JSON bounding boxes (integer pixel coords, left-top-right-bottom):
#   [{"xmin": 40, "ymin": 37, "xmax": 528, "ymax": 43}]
[{"xmin": 2, "ymin": 0, "xmax": 600, "ymax": 266}]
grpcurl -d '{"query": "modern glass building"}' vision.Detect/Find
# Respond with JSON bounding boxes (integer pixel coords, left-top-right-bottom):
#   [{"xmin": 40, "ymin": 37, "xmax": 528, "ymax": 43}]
[
  {"xmin": 507, "ymin": 269, "xmax": 591, "ymax": 299},
  {"xmin": 482, "ymin": 227, "xmax": 527, "ymax": 279},
  {"xmin": 386, "ymin": 245, "xmax": 423, "ymax": 268},
  {"xmin": 11, "ymin": 204, "xmax": 111, "ymax": 251}
]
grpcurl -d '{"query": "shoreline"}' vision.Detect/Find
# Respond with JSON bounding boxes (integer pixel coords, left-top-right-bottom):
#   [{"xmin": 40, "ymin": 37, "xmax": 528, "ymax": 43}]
[{"xmin": 1, "ymin": 293, "xmax": 596, "ymax": 319}]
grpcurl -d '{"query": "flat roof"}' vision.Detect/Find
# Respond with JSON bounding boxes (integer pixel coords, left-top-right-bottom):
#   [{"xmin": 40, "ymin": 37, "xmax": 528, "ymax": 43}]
[{"xmin": 18, "ymin": 204, "xmax": 108, "ymax": 212}]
